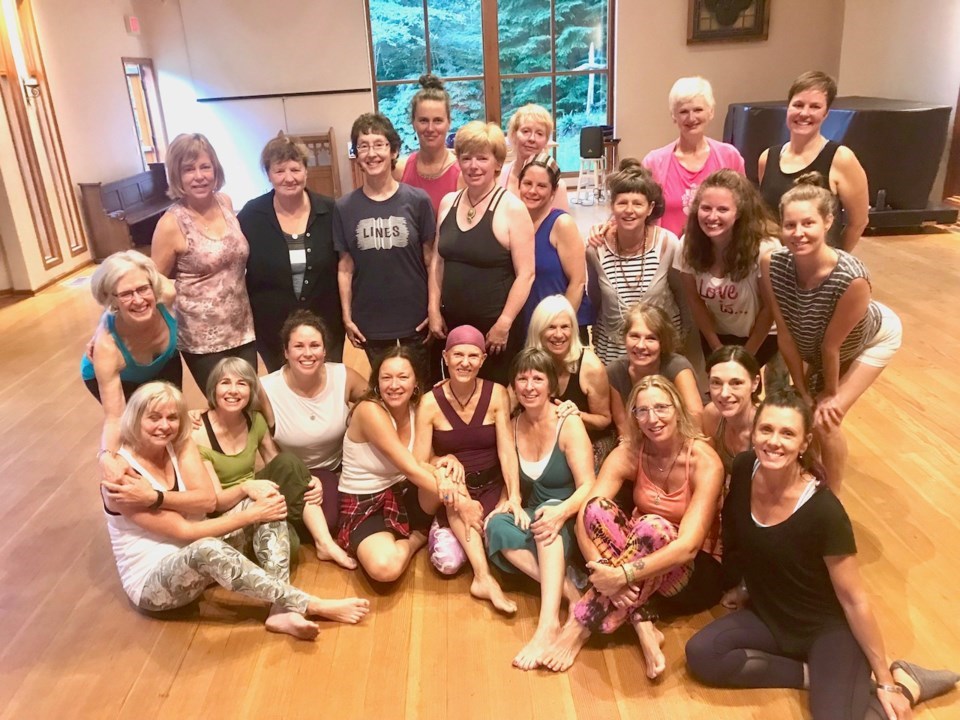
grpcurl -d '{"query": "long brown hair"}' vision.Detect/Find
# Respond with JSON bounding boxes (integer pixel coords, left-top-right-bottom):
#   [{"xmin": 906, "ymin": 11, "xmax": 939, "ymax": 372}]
[
  {"xmin": 347, "ymin": 345, "xmax": 421, "ymax": 425},
  {"xmin": 683, "ymin": 169, "xmax": 776, "ymax": 282}
]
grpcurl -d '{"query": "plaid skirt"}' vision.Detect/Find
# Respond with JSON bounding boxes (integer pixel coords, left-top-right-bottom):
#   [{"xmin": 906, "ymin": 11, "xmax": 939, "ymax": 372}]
[{"xmin": 337, "ymin": 481, "xmax": 415, "ymax": 552}]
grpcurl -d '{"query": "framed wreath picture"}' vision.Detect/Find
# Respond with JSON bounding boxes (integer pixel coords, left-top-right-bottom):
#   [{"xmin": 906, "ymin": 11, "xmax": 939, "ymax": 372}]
[{"xmin": 687, "ymin": 0, "xmax": 770, "ymax": 44}]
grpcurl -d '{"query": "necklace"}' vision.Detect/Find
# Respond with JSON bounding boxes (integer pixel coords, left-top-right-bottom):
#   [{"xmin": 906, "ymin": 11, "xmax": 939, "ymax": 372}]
[
  {"xmin": 417, "ymin": 151, "xmax": 454, "ymax": 180},
  {"xmin": 615, "ymin": 227, "xmax": 650, "ymax": 293},
  {"xmin": 465, "ymin": 186, "xmax": 497, "ymax": 222},
  {"xmin": 449, "ymin": 379, "xmax": 479, "ymax": 412},
  {"xmin": 643, "ymin": 440, "xmax": 684, "ymax": 505}
]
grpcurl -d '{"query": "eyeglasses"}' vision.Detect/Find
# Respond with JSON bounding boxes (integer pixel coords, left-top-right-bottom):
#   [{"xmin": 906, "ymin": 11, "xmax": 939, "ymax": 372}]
[
  {"xmin": 632, "ymin": 403, "xmax": 674, "ymax": 419},
  {"xmin": 114, "ymin": 284, "xmax": 154, "ymax": 303},
  {"xmin": 356, "ymin": 141, "xmax": 390, "ymax": 155}
]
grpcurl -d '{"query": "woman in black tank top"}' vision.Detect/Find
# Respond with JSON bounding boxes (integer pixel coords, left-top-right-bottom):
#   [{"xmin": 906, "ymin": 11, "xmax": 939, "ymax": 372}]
[
  {"xmin": 429, "ymin": 121, "xmax": 536, "ymax": 385},
  {"xmin": 758, "ymin": 71, "xmax": 869, "ymax": 252}
]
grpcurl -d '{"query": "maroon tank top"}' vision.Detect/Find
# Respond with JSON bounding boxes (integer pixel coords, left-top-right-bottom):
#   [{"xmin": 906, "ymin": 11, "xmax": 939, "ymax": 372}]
[{"xmin": 431, "ymin": 379, "xmax": 499, "ymax": 475}]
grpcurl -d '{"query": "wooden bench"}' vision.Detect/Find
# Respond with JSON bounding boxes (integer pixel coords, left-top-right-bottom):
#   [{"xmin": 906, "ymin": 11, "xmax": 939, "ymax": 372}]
[{"xmin": 79, "ymin": 163, "xmax": 173, "ymax": 261}]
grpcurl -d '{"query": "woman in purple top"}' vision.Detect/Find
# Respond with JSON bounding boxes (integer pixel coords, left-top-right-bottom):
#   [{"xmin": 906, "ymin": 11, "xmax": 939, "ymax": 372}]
[
  {"xmin": 394, "ymin": 74, "xmax": 462, "ymax": 214},
  {"xmin": 414, "ymin": 325, "xmax": 521, "ymax": 615}
]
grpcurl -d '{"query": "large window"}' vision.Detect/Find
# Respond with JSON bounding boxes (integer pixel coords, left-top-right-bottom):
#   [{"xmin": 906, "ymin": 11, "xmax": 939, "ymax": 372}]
[{"xmin": 365, "ymin": 0, "xmax": 612, "ymax": 171}]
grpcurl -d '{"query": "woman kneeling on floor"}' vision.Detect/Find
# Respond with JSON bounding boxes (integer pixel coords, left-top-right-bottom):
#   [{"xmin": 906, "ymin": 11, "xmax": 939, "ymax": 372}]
[
  {"xmin": 486, "ymin": 348, "xmax": 596, "ymax": 669},
  {"xmin": 686, "ymin": 389, "xmax": 958, "ymax": 720},
  {"xmin": 541, "ymin": 375, "xmax": 724, "ymax": 676},
  {"xmin": 338, "ymin": 347, "xmax": 472, "ymax": 582},
  {"xmin": 101, "ymin": 382, "xmax": 368, "ymax": 640}
]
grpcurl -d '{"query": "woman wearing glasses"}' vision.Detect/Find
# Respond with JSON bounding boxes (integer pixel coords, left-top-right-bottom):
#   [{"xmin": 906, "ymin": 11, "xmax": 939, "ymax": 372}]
[
  {"xmin": 83, "ymin": 250, "xmax": 183, "ymax": 486},
  {"xmin": 541, "ymin": 375, "xmax": 724, "ymax": 677}
]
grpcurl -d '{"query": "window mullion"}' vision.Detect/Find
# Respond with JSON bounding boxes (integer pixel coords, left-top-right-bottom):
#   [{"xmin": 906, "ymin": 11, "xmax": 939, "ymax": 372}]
[
  {"xmin": 422, "ymin": 0, "xmax": 432, "ymax": 73},
  {"xmin": 480, "ymin": 0, "xmax": 500, "ymax": 124}
]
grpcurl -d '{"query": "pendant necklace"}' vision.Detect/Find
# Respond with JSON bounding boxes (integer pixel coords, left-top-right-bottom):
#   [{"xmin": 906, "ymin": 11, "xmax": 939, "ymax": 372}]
[
  {"xmin": 614, "ymin": 228, "xmax": 651, "ymax": 319},
  {"xmin": 449, "ymin": 379, "xmax": 479, "ymax": 412},
  {"xmin": 465, "ymin": 186, "xmax": 497, "ymax": 222},
  {"xmin": 644, "ymin": 440, "xmax": 684, "ymax": 505}
]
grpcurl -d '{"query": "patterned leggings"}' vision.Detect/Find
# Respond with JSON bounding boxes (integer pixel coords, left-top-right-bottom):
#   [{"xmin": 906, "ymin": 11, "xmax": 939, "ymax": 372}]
[
  {"xmin": 137, "ymin": 504, "xmax": 310, "ymax": 614},
  {"xmin": 573, "ymin": 497, "xmax": 693, "ymax": 634}
]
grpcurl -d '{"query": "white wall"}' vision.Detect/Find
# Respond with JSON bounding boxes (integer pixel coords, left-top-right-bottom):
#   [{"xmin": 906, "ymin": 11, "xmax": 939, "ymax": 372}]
[
  {"xmin": 33, "ymin": 0, "xmax": 147, "ymax": 184},
  {"xmin": 838, "ymin": 0, "xmax": 960, "ymax": 201},
  {"xmin": 133, "ymin": 0, "xmax": 372, "ymax": 206},
  {"xmin": 614, "ymin": 0, "xmax": 845, "ymax": 171}
]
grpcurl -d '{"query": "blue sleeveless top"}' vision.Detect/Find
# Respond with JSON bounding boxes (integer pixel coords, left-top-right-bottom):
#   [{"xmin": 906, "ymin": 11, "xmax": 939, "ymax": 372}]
[
  {"xmin": 522, "ymin": 208, "xmax": 594, "ymax": 330},
  {"xmin": 81, "ymin": 304, "xmax": 178, "ymax": 383}
]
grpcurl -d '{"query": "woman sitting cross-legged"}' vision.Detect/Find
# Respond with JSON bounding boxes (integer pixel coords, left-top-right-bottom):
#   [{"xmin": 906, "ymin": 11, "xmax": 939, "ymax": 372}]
[
  {"xmin": 192, "ymin": 357, "xmax": 330, "ymax": 564},
  {"xmin": 686, "ymin": 389, "xmax": 958, "ymax": 720},
  {"xmin": 338, "ymin": 347, "xmax": 471, "ymax": 583},
  {"xmin": 486, "ymin": 349, "xmax": 596, "ymax": 669},
  {"xmin": 541, "ymin": 375, "xmax": 724, "ymax": 677},
  {"xmin": 259, "ymin": 310, "xmax": 368, "ymax": 569},
  {"xmin": 413, "ymin": 325, "xmax": 519, "ymax": 614},
  {"xmin": 101, "ymin": 381, "xmax": 369, "ymax": 641}
]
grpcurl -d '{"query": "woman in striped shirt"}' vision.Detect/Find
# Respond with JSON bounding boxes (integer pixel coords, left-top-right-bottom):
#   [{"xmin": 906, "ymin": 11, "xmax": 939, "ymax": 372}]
[
  {"xmin": 586, "ymin": 160, "xmax": 682, "ymax": 364},
  {"xmin": 760, "ymin": 173, "xmax": 902, "ymax": 490}
]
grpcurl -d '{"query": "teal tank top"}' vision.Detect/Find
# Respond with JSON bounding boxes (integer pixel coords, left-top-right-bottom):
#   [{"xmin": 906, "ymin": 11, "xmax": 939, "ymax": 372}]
[{"xmin": 81, "ymin": 304, "xmax": 178, "ymax": 383}]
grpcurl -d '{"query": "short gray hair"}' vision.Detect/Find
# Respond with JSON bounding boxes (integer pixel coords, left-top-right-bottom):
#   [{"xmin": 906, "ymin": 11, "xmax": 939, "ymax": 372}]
[
  {"xmin": 90, "ymin": 250, "xmax": 164, "ymax": 312},
  {"xmin": 120, "ymin": 381, "xmax": 191, "ymax": 450},
  {"xmin": 204, "ymin": 357, "xmax": 261, "ymax": 413},
  {"xmin": 668, "ymin": 76, "xmax": 716, "ymax": 114}
]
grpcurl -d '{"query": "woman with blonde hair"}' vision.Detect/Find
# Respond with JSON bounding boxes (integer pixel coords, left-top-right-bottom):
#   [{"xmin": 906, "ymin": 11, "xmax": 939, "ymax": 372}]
[
  {"xmin": 151, "ymin": 133, "xmax": 256, "ymax": 391},
  {"xmin": 83, "ymin": 250, "xmax": 183, "ymax": 488},
  {"xmin": 499, "ymin": 104, "xmax": 570, "ymax": 210},
  {"xmin": 541, "ymin": 375, "xmax": 724, "ymax": 676},
  {"xmin": 525, "ymin": 295, "xmax": 612, "ymax": 468},
  {"xmin": 429, "ymin": 121, "xmax": 535, "ymax": 384},
  {"xmin": 101, "ymin": 381, "xmax": 369, "ymax": 640}
]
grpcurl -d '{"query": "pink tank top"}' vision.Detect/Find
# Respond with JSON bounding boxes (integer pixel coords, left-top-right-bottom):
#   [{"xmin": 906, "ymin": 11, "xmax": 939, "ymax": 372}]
[
  {"xmin": 400, "ymin": 151, "xmax": 461, "ymax": 214},
  {"xmin": 168, "ymin": 194, "xmax": 254, "ymax": 353},
  {"xmin": 634, "ymin": 441, "xmax": 720, "ymax": 557}
]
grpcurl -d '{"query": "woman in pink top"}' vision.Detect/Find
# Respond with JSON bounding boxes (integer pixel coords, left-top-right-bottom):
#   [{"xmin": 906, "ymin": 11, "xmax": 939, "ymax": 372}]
[
  {"xmin": 499, "ymin": 104, "xmax": 570, "ymax": 211},
  {"xmin": 642, "ymin": 77, "xmax": 745, "ymax": 236},
  {"xmin": 540, "ymin": 375, "xmax": 723, "ymax": 678},
  {"xmin": 152, "ymin": 133, "xmax": 257, "ymax": 392},
  {"xmin": 394, "ymin": 74, "xmax": 463, "ymax": 214}
]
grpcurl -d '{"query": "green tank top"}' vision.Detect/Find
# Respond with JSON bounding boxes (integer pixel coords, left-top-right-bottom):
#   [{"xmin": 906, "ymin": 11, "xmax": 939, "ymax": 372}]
[{"xmin": 197, "ymin": 411, "xmax": 268, "ymax": 489}]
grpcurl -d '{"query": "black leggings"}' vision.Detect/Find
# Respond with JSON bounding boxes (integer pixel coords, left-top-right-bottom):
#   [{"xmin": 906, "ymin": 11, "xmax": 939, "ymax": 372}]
[
  {"xmin": 685, "ymin": 609, "xmax": 886, "ymax": 720},
  {"xmin": 181, "ymin": 341, "xmax": 258, "ymax": 394}
]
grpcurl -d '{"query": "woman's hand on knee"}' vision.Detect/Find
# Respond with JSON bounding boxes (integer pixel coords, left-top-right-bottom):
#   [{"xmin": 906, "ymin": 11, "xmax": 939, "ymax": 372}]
[
  {"xmin": 242, "ymin": 479, "xmax": 280, "ymax": 502},
  {"xmin": 814, "ymin": 393, "xmax": 845, "ymax": 432},
  {"xmin": 720, "ymin": 584, "xmax": 749, "ymax": 611},
  {"xmin": 303, "ymin": 477, "xmax": 323, "ymax": 505}
]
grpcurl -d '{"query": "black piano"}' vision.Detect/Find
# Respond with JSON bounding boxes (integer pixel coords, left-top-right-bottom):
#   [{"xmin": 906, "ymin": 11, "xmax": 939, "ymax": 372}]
[{"xmin": 723, "ymin": 97, "xmax": 958, "ymax": 229}]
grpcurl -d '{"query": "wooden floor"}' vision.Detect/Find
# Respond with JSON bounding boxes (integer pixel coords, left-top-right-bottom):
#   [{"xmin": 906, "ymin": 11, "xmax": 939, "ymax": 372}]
[{"xmin": 1, "ymin": 231, "xmax": 959, "ymax": 720}]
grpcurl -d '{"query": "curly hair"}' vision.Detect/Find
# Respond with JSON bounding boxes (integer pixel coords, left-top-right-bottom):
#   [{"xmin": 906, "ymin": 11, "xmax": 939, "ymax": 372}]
[{"xmin": 683, "ymin": 169, "xmax": 776, "ymax": 282}]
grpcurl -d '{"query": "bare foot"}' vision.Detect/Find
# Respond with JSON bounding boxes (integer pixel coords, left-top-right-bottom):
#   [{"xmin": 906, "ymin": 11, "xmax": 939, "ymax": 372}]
[
  {"xmin": 541, "ymin": 619, "xmax": 590, "ymax": 672},
  {"xmin": 633, "ymin": 620, "xmax": 666, "ymax": 680},
  {"xmin": 513, "ymin": 623, "xmax": 560, "ymax": 671},
  {"xmin": 470, "ymin": 574, "xmax": 517, "ymax": 614},
  {"xmin": 265, "ymin": 610, "xmax": 320, "ymax": 640},
  {"xmin": 307, "ymin": 597, "xmax": 371, "ymax": 624},
  {"xmin": 315, "ymin": 539, "xmax": 358, "ymax": 570}
]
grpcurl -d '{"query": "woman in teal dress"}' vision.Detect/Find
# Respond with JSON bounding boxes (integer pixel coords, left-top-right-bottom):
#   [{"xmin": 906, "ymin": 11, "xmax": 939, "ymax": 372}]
[{"xmin": 486, "ymin": 348, "xmax": 596, "ymax": 671}]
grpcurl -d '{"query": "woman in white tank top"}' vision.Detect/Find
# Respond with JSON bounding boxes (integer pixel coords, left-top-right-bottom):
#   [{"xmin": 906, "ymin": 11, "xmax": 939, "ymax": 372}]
[
  {"xmin": 101, "ymin": 381, "xmax": 369, "ymax": 640},
  {"xmin": 259, "ymin": 311, "xmax": 367, "ymax": 569},
  {"xmin": 336, "ymin": 347, "xmax": 473, "ymax": 584}
]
